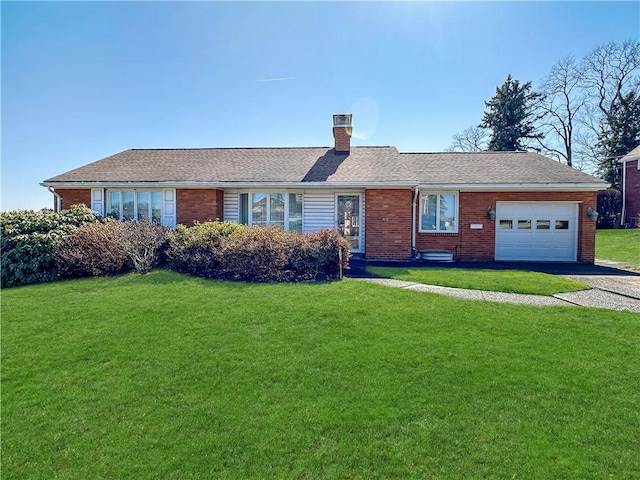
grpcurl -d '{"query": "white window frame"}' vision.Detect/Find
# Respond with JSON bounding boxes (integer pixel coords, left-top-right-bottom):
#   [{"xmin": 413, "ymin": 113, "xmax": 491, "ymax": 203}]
[
  {"xmin": 106, "ymin": 189, "xmax": 170, "ymax": 226},
  {"xmin": 238, "ymin": 190, "xmax": 304, "ymax": 232},
  {"xmin": 418, "ymin": 191, "xmax": 459, "ymax": 233}
]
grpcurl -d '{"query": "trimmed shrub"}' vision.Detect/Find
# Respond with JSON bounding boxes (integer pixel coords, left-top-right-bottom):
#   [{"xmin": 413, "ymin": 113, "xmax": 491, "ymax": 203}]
[
  {"xmin": 290, "ymin": 229, "xmax": 352, "ymax": 280},
  {"xmin": 217, "ymin": 226, "xmax": 297, "ymax": 282},
  {"xmin": 53, "ymin": 221, "xmax": 131, "ymax": 278},
  {"xmin": 165, "ymin": 221, "xmax": 245, "ymax": 277},
  {"xmin": 165, "ymin": 222, "xmax": 351, "ymax": 283},
  {"xmin": 54, "ymin": 220, "xmax": 167, "ymax": 277},
  {"xmin": 1, "ymin": 205, "xmax": 100, "ymax": 287},
  {"xmin": 597, "ymin": 188, "xmax": 623, "ymax": 229}
]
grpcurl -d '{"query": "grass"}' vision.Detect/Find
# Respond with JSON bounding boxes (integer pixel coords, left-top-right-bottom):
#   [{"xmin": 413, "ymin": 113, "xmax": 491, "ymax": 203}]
[
  {"xmin": 2, "ymin": 270, "xmax": 639, "ymax": 479},
  {"xmin": 365, "ymin": 266, "xmax": 590, "ymax": 295},
  {"xmin": 596, "ymin": 229, "xmax": 640, "ymax": 264}
]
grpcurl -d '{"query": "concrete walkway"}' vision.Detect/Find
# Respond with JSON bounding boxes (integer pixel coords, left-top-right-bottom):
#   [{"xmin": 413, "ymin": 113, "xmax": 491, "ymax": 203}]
[{"xmin": 349, "ymin": 259, "xmax": 640, "ymax": 313}]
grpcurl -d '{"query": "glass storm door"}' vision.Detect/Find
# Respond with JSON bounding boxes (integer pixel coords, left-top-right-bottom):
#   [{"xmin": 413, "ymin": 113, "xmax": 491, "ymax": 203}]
[{"xmin": 336, "ymin": 194, "xmax": 362, "ymax": 252}]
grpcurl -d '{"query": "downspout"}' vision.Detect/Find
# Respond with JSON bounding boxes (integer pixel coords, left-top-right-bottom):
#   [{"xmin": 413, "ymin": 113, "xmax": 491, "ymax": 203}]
[
  {"xmin": 621, "ymin": 159, "xmax": 627, "ymax": 226},
  {"xmin": 47, "ymin": 186, "xmax": 62, "ymax": 212},
  {"xmin": 411, "ymin": 187, "xmax": 419, "ymax": 259}
]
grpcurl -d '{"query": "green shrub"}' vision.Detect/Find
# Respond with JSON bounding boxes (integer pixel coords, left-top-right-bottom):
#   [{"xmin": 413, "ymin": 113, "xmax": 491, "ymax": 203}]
[
  {"xmin": 53, "ymin": 221, "xmax": 131, "ymax": 278},
  {"xmin": 1, "ymin": 205, "xmax": 100, "ymax": 287},
  {"xmin": 597, "ymin": 188, "xmax": 623, "ymax": 229},
  {"xmin": 165, "ymin": 221, "xmax": 245, "ymax": 277}
]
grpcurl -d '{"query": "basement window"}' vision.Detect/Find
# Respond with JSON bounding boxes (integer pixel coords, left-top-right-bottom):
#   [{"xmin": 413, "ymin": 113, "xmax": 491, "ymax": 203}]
[{"xmin": 419, "ymin": 192, "xmax": 458, "ymax": 233}]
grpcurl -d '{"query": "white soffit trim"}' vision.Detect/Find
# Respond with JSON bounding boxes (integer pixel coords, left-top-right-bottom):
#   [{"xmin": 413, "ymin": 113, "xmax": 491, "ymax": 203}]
[
  {"xmin": 41, "ymin": 181, "xmax": 610, "ymax": 191},
  {"xmin": 415, "ymin": 182, "xmax": 609, "ymax": 192}
]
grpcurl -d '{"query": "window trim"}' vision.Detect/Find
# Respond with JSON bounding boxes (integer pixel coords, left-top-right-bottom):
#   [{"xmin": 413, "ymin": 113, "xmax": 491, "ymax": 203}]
[
  {"xmin": 418, "ymin": 191, "xmax": 459, "ymax": 233},
  {"xmin": 105, "ymin": 188, "xmax": 170, "ymax": 226},
  {"xmin": 238, "ymin": 190, "xmax": 304, "ymax": 232}
]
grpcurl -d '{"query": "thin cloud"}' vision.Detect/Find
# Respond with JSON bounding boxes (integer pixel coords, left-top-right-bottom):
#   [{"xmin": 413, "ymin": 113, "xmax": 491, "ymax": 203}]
[{"xmin": 257, "ymin": 77, "xmax": 294, "ymax": 83}]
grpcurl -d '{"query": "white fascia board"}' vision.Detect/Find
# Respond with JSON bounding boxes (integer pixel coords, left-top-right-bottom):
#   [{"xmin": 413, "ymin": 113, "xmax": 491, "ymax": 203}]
[
  {"xmin": 415, "ymin": 182, "xmax": 610, "ymax": 192},
  {"xmin": 42, "ymin": 181, "xmax": 610, "ymax": 191}
]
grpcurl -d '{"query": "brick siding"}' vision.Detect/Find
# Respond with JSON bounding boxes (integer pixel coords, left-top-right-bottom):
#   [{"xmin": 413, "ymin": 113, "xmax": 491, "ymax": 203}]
[
  {"xmin": 55, "ymin": 188, "xmax": 91, "ymax": 211},
  {"xmin": 176, "ymin": 189, "xmax": 224, "ymax": 226},
  {"xmin": 624, "ymin": 159, "xmax": 640, "ymax": 224},
  {"xmin": 364, "ymin": 189, "xmax": 413, "ymax": 260},
  {"xmin": 416, "ymin": 191, "xmax": 598, "ymax": 263}
]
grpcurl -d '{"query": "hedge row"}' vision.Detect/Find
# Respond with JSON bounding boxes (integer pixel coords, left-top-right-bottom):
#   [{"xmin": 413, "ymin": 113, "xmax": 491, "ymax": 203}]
[
  {"xmin": 166, "ymin": 222, "xmax": 351, "ymax": 282},
  {"xmin": 1, "ymin": 208, "xmax": 351, "ymax": 287}
]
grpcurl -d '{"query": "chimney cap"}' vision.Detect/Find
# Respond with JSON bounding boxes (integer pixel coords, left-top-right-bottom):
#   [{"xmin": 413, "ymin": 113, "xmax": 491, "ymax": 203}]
[{"xmin": 333, "ymin": 114, "xmax": 352, "ymax": 127}]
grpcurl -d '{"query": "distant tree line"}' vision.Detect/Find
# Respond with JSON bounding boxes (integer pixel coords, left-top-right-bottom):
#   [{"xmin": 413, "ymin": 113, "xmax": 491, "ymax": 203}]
[{"xmin": 449, "ymin": 40, "xmax": 640, "ymax": 189}]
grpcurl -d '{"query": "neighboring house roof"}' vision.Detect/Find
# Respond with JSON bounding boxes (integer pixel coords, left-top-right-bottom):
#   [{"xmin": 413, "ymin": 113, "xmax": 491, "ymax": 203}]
[
  {"xmin": 621, "ymin": 144, "xmax": 640, "ymax": 162},
  {"xmin": 42, "ymin": 147, "xmax": 609, "ymax": 190}
]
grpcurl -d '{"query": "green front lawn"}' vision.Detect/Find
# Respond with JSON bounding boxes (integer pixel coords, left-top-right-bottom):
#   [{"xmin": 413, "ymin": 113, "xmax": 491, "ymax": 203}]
[
  {"xmin": 596, "ymin": 228, "xmax": 640, "ymax": 264},
  {"xmin": 366, "ymin": 266, "xmax": 589, "ymax": 295},
  {"xmin": 2, "ymin": 271, "xmax": 639, "ymax": 479}
]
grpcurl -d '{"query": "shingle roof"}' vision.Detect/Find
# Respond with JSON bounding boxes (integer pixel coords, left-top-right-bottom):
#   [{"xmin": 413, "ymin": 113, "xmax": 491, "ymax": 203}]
[
  {"xmin": 622, "ymin": 144, "xmax": 640, "ymax": 161},
  {"xmin": 43, "ymin": 147, "xmax": 608, "ymax": 188}
]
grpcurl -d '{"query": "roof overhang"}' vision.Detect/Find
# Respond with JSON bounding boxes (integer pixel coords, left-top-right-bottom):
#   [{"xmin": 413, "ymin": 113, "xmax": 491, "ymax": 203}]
[
  {"xmin": 41, "ymin": 180, "xmax": 610, "ymax": 192},
  {"xmin": 415, "ymin": 182, "xmax": 609, "ymax": 192}
]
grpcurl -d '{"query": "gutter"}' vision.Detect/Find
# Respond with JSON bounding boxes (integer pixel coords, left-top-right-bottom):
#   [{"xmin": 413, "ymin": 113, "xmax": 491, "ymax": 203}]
[
  {"xmin": 46, "ymin": 186, "xmax": 62, "ymax": 212},
  {"xmin": 41, "ymin": 180, "xmax": 610, "ymax": 192},
  {"xmin": 414, "ymin": 182, "xmax": 609, "ymax": 192}
]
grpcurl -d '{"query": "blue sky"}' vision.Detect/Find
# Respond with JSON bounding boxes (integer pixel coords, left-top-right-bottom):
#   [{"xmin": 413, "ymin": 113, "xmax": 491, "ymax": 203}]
[{"xmin": 2, "ymin": 1, "xmax": 639, "ymax": 211}]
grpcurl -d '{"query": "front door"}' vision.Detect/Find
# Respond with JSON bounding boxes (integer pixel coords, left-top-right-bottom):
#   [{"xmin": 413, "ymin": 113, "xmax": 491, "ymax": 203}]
[{"xmin": 336, "ymin": 194, "xmax": 362, "ymax": 252}]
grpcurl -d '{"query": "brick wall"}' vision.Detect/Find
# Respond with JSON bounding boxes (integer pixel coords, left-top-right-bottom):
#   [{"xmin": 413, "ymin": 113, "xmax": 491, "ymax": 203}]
[
  {"xmin": 55, "ymin": 188, "xmax": 91, "ymax": 211},
  {"xmin": 624, "ymin": 159, "xmax": 640, "ymax": 224},
  {"xmin": 416, "ymin": 191, "xmax": 598, "ymax": 263},
  {"xmin": 176, "ymin": 189, "xmax": 224, "ymax": 226},
  {"xmin": 333, "ymin": 126, "xmax": 352, "ymax": 153},
  {"xmin": 364, "ymin": 189, "xmax": 413, "ymax": 260}
]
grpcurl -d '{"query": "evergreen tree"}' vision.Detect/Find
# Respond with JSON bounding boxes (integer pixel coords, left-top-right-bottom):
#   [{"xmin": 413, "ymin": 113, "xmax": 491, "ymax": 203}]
[
  {"xmin": 596, "ymin": 91, "xmax": 640, "ymax": 188},
  {"xmin": 480, "ymin": 75, "xmax": 544, "ymax": 151}
]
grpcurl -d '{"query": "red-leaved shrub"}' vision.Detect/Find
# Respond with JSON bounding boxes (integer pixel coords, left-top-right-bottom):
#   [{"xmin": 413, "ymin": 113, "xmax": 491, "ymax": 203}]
[
  {"xmin": 165, "ymin": 223, "xmax": 351, "ymax": 282},
  {"xmin": 54, "ymin": 221, "xmax": 131, "ymax": 278},
  {"xmin": 54, "ymin": 220, "xmax": 167, "ymax": 277}
]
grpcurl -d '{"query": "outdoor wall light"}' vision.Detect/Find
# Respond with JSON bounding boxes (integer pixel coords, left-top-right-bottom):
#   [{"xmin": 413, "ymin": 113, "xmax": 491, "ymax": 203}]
[
  {"xmin": 586, "ymin": 206, "xmax": 599, "ymax": 222},
  {"xmin": 487, "ymin": 206, "xmax": 496, "ymax": 221}
]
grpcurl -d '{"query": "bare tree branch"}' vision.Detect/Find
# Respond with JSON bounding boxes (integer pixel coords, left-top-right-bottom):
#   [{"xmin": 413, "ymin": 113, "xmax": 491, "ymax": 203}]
[
  {"xmin": 535, "ymin": 55, "xmax": 586, "ymax": 167},
  {"xmin": 448, "ymin": 125, "xmax": 489, "ymax": 152}
]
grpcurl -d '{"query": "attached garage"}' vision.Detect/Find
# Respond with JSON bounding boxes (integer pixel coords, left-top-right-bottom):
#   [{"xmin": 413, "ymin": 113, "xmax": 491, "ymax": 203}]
[{"xmin": 495, "ymin": 202, "xmax": 578, "ymax": 262}]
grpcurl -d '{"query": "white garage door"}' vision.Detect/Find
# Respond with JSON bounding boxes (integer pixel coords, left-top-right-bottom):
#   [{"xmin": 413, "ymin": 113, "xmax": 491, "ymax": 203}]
[{"xmin": 495, "ymin": 202, "xmax": 578, "ymax": 262}]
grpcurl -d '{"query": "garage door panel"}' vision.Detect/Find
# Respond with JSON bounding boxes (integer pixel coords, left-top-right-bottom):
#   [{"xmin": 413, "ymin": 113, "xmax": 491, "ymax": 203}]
[{"xmin": 495, "ymin": 202, "xmax": 578, "ymax": 262}]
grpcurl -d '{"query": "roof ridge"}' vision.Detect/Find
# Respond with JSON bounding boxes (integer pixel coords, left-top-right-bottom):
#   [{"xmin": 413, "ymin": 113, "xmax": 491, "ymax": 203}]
[
  {"xmin": 399, "ymin": 150, "xmax": 532, "ymax": 155},
  {"xmin": 127, "ymin": 146, "xmax": 395, "ymax": 152}
]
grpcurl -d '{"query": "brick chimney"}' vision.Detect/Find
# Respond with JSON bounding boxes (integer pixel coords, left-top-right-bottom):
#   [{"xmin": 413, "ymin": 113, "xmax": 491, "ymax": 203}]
[{"xmin": 333, "ymin": 114, "xmax": 352, "ymax": 154}]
